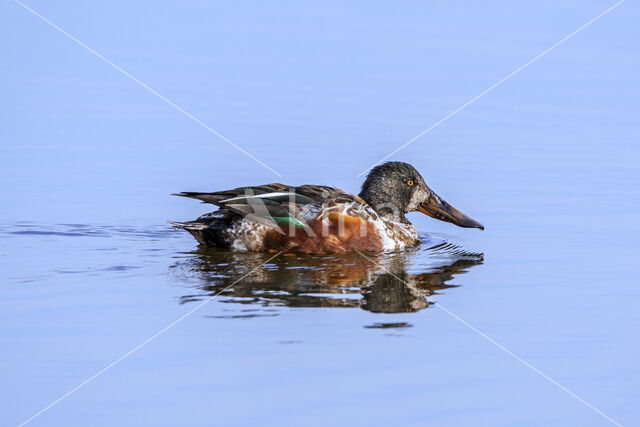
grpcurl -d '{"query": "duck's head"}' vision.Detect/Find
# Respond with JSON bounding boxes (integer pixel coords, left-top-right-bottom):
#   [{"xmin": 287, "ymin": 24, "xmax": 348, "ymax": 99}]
[{"xmin": 358, "ymin": 161, "xmax": 484, "ymax": 230}]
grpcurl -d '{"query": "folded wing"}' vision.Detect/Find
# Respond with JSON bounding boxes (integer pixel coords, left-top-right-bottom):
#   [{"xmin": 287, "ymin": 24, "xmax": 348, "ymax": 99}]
[{"xmin": 173, "ymin": 184, "xmax": 363, "ymax": 229}]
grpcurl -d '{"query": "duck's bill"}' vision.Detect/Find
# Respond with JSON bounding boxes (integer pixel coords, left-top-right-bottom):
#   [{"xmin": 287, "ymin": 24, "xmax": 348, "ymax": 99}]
[{"xmin": 418, "ymin": 196, "xmax": 484, "ymax": 230}]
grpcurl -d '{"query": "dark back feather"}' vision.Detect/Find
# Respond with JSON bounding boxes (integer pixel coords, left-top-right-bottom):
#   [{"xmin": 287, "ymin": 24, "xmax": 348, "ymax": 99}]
[{"xmin": 173, "ymin": 184, "xmax": 366, "ymax": 225}]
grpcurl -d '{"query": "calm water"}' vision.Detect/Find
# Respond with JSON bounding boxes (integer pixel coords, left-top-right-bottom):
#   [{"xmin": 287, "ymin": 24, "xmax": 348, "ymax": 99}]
[{"xmin": 2, "ymin": 1, "xmax": 639, "ymax": 426}]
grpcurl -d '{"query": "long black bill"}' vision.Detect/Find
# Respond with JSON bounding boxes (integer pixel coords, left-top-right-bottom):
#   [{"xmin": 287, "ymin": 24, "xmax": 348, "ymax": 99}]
[{"xmin": 418, "ymin": 194, "xmax": 484, "ymax": 230}]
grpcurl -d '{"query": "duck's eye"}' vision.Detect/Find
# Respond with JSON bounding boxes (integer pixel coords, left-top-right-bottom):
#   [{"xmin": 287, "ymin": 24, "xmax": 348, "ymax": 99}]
[{"xmin": 407, "ymin": 180, "xmax": 414, "ymax": 186}]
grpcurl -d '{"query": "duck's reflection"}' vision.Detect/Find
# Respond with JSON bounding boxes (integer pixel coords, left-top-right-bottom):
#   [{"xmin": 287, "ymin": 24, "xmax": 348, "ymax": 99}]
[{"xmin": 173, "ymin": 240, "xmax": 483, "ymax": 315}]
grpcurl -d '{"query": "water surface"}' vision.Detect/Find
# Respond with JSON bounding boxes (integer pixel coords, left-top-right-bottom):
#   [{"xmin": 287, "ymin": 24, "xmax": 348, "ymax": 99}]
[{"xmin": 1, "ymin": 1, "xmax": 639, "ymax": 426}]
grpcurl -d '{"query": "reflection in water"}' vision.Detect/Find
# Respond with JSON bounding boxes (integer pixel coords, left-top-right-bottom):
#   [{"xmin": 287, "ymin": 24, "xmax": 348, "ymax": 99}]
[{"xmin": 172, "ymin": 237, "xmax": 483, "ymax": 315}]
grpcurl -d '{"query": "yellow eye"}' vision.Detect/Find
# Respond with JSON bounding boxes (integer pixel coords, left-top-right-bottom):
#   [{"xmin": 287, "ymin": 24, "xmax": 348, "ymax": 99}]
[{"xmin": 407, "ymin": 180, "xmax": 414, "ymax": 186}]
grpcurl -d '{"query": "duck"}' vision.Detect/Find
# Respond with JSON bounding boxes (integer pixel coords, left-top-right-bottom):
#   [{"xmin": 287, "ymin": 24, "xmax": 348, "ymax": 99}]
[{"xmin": 172, "ymin": 161, "xmax": 483, "ymax": 254}]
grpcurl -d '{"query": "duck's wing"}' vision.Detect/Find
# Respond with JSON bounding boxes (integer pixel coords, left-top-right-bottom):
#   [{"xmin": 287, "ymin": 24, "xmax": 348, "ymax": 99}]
[
  {"xmin": 174, "ymin": 184, "xmax": 368, "ymax": 228},
  {"xmin": 173, "ymin": 184, "xmax": 288, "ymax": 205}
]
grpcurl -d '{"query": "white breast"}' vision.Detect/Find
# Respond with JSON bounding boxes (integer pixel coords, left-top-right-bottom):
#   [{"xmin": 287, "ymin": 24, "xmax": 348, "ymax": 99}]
[{"xmin": 375, "ymin": 218, "xmax": 418, "ymax": 251}]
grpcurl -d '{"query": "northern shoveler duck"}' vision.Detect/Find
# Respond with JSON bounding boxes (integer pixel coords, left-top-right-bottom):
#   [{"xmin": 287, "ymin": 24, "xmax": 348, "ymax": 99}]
[{"xmin": 172, "ymin": 162, "xmax": 483, "ymax": 254}]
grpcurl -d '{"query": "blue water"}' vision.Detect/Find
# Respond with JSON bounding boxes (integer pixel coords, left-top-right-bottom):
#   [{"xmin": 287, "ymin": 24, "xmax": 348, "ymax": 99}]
[{"xmin": 1, "ymin": 1, "xmax": 639, "ymax": 425}]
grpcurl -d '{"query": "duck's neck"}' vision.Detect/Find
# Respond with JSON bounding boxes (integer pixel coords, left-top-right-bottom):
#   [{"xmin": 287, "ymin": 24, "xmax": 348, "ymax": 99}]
[{"xmin": 358, "ymin": 189, "xmax": 408, "ymax": 223}]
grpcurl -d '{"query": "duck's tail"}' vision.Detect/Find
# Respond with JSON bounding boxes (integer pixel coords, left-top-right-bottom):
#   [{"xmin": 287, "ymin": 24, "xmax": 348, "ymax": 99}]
[
  {"xmin": 170, "ymin": 210, "xmax": 239, "ymax": 248},
  {"xmin": 169, "ymin": 220, "xmax": 207, "ymax": 231}
]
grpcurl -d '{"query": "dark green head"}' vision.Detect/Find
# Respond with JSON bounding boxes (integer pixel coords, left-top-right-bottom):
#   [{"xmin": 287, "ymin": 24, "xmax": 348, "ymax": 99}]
[{"xmin": 358, "ymin": 161, "xmax": 484, "ymax": 230}]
